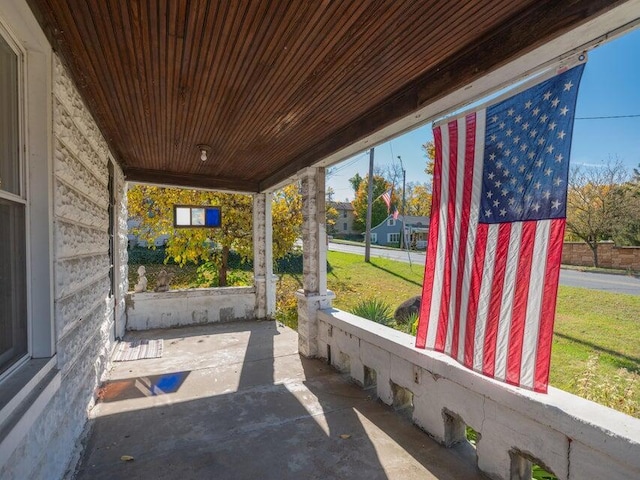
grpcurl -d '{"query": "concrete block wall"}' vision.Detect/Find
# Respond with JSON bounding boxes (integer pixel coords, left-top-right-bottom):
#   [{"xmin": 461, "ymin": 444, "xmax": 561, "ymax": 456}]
[
  {"xmin": 0, "ymin": 56, "xmax": 127, "ymax": 480},
  {"xmin": 562, "ymin": 242, "xmax": 640, "ymax": 270},
  {"xmin": 318, "ymin": 309, "xmax": 640, "ymax": 480},
  {"xmin": 126, "ymin": 287, "xmax": 257, "ymax": 330}
]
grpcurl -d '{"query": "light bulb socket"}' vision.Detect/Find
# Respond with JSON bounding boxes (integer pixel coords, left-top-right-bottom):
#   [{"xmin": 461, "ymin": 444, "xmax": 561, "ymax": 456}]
[{"xmin": 197, "ymin": 144, "xmax": 212, "ymax": 162}]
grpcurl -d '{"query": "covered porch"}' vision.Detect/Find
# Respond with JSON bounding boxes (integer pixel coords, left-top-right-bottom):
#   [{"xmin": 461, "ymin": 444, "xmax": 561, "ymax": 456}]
[
  {"xmin": 1, "ymin": 1, "xmax": 640, "ymax": 479},
  {"xmin": 75, "ymin": 320, "xmax": 482, "ymax": 479}
]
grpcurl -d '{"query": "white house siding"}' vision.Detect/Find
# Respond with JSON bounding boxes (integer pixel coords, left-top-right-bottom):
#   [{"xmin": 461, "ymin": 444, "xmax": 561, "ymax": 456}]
[{"xmin": 0, "ymin": 56, "xmax": 127, "ymax": 480}]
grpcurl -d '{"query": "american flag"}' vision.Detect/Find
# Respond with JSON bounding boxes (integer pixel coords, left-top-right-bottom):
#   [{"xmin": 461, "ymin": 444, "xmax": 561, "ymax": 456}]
[
  {"xmin": 380, "ymin": 189, "xmax": 392, "ymax": 210},
  {"xmin": 416, "ymin": 63, "xmax": 585, "ymax": 393}
]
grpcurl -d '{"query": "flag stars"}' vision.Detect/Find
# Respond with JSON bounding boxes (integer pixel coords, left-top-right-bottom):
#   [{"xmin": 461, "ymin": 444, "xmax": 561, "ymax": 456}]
[
  {"xmin": 507, "ymin": 108, "xmax": 515, "ymax": 116},
  {"xmin": 557, "ymin": 130, "xmax": 566, "ymax": 140},
  {"xmin": 522, "ymin": 122, "xmax": 530, "ymax": 130},
  {"xmin": 525, "ymin": 193, "xmax": 533, "ymax": 202},
  {"xmin": 491, "ymin": 115, "xmax": 499, "ymax": 122},
  {"xmin": 538, "ymin": 137, "xmax": 546, "ymax": 146},
  {"xmin": 543, "ymin": 190, "xmax": 551, "ymax": 200},
  {"xmin": 506, "ymin": 129, "xmax": 513, "ymax": 137},
  {"xmin": 564, "ymin": 80, "xmax": 574, "ymax": 91},
  {"xmin": 497, "ymin": 142, "xmax": 504, "ymax": 149},
  {"xmin": 560, "ymin": 106, "xmax": 569, "ymax": 116},
  {"xmin": 525, "ymin": 100, "xmax": 532, "ymax": 109},
  {"xmin": 494, "ymin": 180, "xmax": 502, "ymax": 188},
  {"xmin": 503, "ymin": 169, "xmax": 510, "ymax": 177},
  {"xmin": 515, "ymin": 205, "xmax": 524, "ymax": 215},
  {"xmin": 496, "ymin": 161, "xmax": 503, "ymax": 169},
  {"xmin": 518, "ymin": 165, "xmax": 526, "ymax": 173},
  {"xmin": 517, "ymin": 185, "xmax": 524, "ymax": 193},
  {"xmin": 489, "ymin": 153, "xmax": 496, "ymax": 161},
  {"xmin": 520, "ymin": 144, "xmax": 528, "ymax": 152},
  {"xmin": 488, "ymin": 172, "xmax": 495, "ymax": 180},
  {"xmin": 501, "ymin": 188, "xmax": 508, "ymax": 197},
  {"xmin": 510, "ymin": 178, "xmax": 517, "ymax": 186},
  {"xmin": 551, "ymin": 98, "xmax": 560, "ymax": 108},
  {"xmin": 553, "ymin": 177, "xmax": 563, "ymax": 186},
  {"xmin": 486, "ymin": 190, "xmax": 494, "ymax": 199},
  {"xmin": 500, "ymin": 209, "xmax": 507, "ymax": 217},
  {"xmin": 490, "ymin": 134, "xmax": 497, "ymax": 142},
  {"xmin": 515, "ymin": 115, "xmax": 522, "ymax": 123},
  {"xmin": 485, "ymin": 209, "xmax": 492, "ymax": 217},
  {"xmin": 530, "ymin": 129, "xmax": 538, "ymax": 138},
  {"xmin": 534, "ymin": 181, "xmax": 542, "ymax": 190},
  {"xmin": 546, "ymin": 145, "xmax": 555, "ymax": 154},
  {"xmin": 544, "ymin": 167, "xmax": 553, "ymax": 176},
  {"xmin": 535, "ymin": 159, "xmax": 543, "ymax": 167},
  {"xmin": 532, "ymin": 202, "xmax": 541, "ymax": 212},
  {"xmin": 527, "ymin": 152, "xmax": 535, "ymax": 160},
  {"xmin": 543, "ymin": 91, "xmax": 552, "ymax": 100},
  {"xmin": 548, "ymin": 121, "xmax": 557, "ymax": 131},
  {"xmin": 511, "ymin": 157, "xmax": 519, "ymax": 165},
  {"xmin": 532, "ymin": 107, "xmax": 540, "ymax": 116},
  {"xmin": 493, "ymin": 199, "xmax": 500, "ymax": 207},
  {"xmin": 513, "ymin": 136, "xmax": 520, "ymax": 144},
  {"xmin": 504, "ymin": 149, "xmax": 511, "ymax": 157},
  {"xmin": 540, "ymin": 114, "xmax": 548, "ymax": 123},
  {"xmin": 551, "ymin": 199, "xmax": 562, "ymax": 209},
  {"xmin": 525, "ymin": 173, "xmax": 533, "ymax": 181},
  {"xmin": 555, "ymin": 154, "xmax": 564, "ymax": 163},
  {"xmin": 508, "ymin": 197, "xmax": 516, "ymax": 206},
  {"xmin": 499, "ymin": 122, "xmax": 506, "ymax": 129}
]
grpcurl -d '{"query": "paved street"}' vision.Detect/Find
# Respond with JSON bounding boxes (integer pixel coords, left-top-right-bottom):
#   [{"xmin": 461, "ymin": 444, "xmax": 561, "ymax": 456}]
[{"xmin": 328, "ymin": 242, "xmax": 640, "ymax": 295}]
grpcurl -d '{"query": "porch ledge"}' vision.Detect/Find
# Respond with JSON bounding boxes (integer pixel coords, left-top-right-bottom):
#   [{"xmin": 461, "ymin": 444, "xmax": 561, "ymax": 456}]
[
  {"xmin": 126, "ymin": 286, "xmax": 257, "ymax": 331},
  {"xmin": 318, "ymin": 307, "xmax": 640, "ymax": 480}
]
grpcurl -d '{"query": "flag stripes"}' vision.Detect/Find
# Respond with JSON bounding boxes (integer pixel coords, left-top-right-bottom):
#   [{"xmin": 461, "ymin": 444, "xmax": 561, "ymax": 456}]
[{"xmin": 416, "ymin": 111, "xmax": 564, "ymax": 392}]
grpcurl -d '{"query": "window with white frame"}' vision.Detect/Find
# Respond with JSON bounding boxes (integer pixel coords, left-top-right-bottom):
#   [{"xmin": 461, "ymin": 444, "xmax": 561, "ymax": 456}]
[
  {"xmin": 387, "ymin": 218, "xmax": 395, "ymax": 226},
  {"xmin": 0, "ymin": 29, "xmax": 27, "ymax": 377},
  {"xmin": 370, "ymin": 233, "xmax": 377, "ymax": 243},
  {"xmin": 387, "ymin": 232, "xmax": 400, "ymax": 244}
]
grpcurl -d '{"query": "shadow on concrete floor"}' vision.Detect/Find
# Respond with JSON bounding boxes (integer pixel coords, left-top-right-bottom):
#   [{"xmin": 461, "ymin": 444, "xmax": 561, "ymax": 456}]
[{"xmin": 74, "ymin": 320, "xmax": 483, "ymax": 480}]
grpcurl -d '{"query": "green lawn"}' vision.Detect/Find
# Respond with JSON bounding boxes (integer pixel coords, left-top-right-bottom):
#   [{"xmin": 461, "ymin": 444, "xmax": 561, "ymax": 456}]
[{"xmin": 303, "ymin": 251, "xmax": 639, "ymax": 416}]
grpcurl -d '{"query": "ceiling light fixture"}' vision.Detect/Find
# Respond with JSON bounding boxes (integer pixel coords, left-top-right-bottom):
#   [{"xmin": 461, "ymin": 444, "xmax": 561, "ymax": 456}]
[{"xmin": 197, "ymin": 144, "xmax": 212, "ymax": 162}]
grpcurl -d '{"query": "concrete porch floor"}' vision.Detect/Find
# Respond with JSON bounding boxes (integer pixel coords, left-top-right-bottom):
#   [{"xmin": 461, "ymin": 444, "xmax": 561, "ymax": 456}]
[{"xmin": 73, "ymin": 321, "xmax": 484, "ymax": 480}]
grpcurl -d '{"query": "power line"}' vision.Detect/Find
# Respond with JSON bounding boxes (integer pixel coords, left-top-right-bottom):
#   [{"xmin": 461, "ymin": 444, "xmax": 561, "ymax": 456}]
[{"xmin": 575, "ymin": 114, "xmax": 640, "ymax": 120}]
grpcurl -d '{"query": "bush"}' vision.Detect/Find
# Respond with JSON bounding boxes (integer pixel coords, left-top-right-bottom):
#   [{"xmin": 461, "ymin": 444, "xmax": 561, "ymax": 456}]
[
  {"xmin": 127, "ymin": 246, "xmax": 170, "ymax": 264},
  {"xmin": 575, "ymin": 354, "xmax": 639, "ymax": 416},
  {"xmin": 350, "ymin": 298, "xmax": 393, "ymax": 326}
]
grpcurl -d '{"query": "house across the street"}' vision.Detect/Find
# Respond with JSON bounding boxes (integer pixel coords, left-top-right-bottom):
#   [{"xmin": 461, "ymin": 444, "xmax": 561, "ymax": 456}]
[
  {"xmin": 370, "ymin": 215, "xmax": 430, "ymax": 249},
  {"xmin": 329, "ymin": 201, "xmax": 358, "ymax": 236}
]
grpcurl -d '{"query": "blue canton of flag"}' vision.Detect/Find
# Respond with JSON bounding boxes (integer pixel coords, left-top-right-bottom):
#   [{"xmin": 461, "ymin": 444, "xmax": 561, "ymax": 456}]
[{"xmin": 479, "ymin": 64, "xmax": 585, "ymax": 224}]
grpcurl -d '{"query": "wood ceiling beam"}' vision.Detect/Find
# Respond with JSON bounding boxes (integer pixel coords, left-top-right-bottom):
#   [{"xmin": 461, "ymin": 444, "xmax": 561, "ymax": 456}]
[
  {"xmin": 124, "ymin": 167, "xmax": 259, "ymax": 193},
  {"xmin": 259, "ymin": 0, "xmax": 624, "ymax": 192}
]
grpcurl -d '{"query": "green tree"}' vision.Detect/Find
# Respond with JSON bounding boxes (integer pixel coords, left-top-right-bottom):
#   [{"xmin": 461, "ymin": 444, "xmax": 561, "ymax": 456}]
[
  {"xmin": 349, "ymin": 173, "xmax": 363, "ymax": 194},
  {"xmin": 565, "ymin": 159, "xmax": 635, "ymax": 267},
  {"xmin": 128, "ymin": 184, "xmax": 302, "ymax": 285},
  {"xmin": 404, "ymin": 182, "xmax": 432, "ymax": 217},
  {"xmin": 351, "ymin": 175, "xmax": 394, "ymax": 232},
  {"xmin": 423, "ymin": 140, "xmax": 436, "ymax": 175}
]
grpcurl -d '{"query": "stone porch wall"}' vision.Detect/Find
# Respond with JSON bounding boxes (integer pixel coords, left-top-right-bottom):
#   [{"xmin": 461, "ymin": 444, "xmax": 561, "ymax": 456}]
[
  {"xmin": 126, "ymin": 287, "xmax": 257, "ymax": 331},
  {"xmin": 562, "ymin": 241, "xmax": 640, "ymax": 270},
  {"xmin": 0, "ymin": 56, "xmax": 127, "ymax": 480},
  {"xmin": 318, "ymin": 309, "xmax": 640, "ymax": 480}
]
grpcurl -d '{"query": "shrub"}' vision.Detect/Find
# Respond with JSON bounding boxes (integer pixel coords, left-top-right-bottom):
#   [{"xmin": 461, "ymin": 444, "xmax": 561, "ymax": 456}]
[
  {"xmin": 575, "ymin": 354, "xmax": 639, "ymax": 416},
  {"xmin": 350, "ymin": 298, "xmax": 393, "ymax": 326},
  {"xmin": 127, "ymin": 246, "xmax": 170, "ymax": 264}
]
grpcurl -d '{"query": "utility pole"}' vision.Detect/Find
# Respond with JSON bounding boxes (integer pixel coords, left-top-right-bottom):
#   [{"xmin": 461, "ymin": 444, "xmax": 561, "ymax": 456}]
[
  {"xmin": 365, "ymin": 147, "xmax": 374, "ymax": 262},
  {"xmin": 398, "ymin": 155, "xmax": 406, "ymax": 249}
]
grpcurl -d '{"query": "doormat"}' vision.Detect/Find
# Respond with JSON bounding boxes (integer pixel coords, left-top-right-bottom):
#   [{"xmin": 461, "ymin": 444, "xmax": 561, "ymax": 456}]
[{"xmin": 113, "ymin": 339, "xmax": 163, "ymax": 362}]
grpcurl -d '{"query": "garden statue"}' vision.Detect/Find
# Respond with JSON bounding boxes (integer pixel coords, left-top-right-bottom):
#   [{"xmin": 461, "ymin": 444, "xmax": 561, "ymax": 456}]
[
  {"xmin": 154, "ymin": 269, "xmax": 174, "ymax": 292},
  {"xmin": 134, "ymin": 265, "xmax": 147, "ymax": 293}
]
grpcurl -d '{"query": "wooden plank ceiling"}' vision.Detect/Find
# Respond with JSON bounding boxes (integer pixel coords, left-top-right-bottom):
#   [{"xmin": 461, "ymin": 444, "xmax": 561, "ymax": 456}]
[{"xmin": 28, "ymin": 0, "xmax": 621, "ymax": 192}]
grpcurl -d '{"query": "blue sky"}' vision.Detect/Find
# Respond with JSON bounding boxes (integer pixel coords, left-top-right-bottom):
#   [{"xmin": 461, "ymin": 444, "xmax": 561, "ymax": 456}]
[{"xmin": 327, "ymin": 27, "xmax": 640, "ymax": 202}]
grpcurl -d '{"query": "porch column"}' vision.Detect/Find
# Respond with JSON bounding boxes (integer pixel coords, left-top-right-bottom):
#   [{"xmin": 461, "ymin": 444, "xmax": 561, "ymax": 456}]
[
  {"xmin": 253, "ymin": 193, "xmax": 275, "ymax": 319},
  {"xmin": 296, "ymin": 167, "xmax": 335, "ymax": 357}
]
